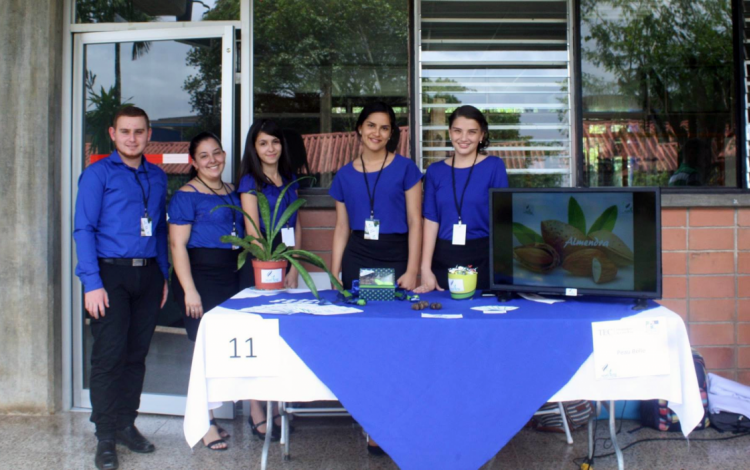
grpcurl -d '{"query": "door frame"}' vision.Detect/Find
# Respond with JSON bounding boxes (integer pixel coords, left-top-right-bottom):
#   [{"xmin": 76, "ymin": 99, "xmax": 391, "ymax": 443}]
[{"xmin": 66, "ymin": 25, "xmax": 236, "ymax": 416}]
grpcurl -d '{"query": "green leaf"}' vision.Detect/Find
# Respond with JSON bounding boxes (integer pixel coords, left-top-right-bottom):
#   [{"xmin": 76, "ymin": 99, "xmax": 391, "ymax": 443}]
[
  {"xmin": 221, "ymin": 235, "xmax": 267, "ymax": 260},
  {"xmin": 281, "ymin": 254, "xmax": 319, "ymax": 299},
  {"xmin": 254, "ymin": 191, "xmax": 274, "ymax": 255},
  {"xmin": 272, "ymin": 198, "xmax": 306, "ymax": 239},
  {"xmin": 212, "ymin": 203, "xmax": 271, "ymax": 258},
  {"xmin": 271, "ymin": 242, "xmax": 288, "ymax": 259},
  {"xmin": 588, "ymin": 205, "xmax": 618, "ymax": 234},
  {"xmin": 237, "ymin": 251, "xmax": 249, "ymax": 270},
  {"xmin": 512, "ymin": 222, "xmax": 543, "ymax": 246},
  {"xmin": 568, "ymin": 197, "xmax": 586, "ymax": 234},
  {"xmin": 284, "ymin": 249, "xmax": 345, "ymax": 293}
]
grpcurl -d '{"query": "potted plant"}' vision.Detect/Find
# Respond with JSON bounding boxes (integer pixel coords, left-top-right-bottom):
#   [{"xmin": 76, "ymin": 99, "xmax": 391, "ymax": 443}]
[{"xmin": 217, "ymin": 178, "xmax": 345, "ymax": 298}]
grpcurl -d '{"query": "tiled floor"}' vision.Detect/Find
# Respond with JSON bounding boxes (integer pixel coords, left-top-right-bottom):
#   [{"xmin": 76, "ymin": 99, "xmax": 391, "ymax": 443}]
[{"xmin": 1, "ymin": 412, "xmax": 749, "ymax": 469}]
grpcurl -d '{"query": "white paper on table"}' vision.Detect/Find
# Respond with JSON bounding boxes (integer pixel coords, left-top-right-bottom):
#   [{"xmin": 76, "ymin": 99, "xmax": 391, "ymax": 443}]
[
  {"xmin": 518, "ymin": 292, "xmax": 564, "ymax": 304},
  {"xmin": 232, "ymin": 287, "xmax": 284, "ymax": 299},
  {"xmin": 422, "ymin": 313, "xmax": 463, "ymax": 319},
  {"xmin": 241, "ymin": 298, "xmax": 361, "ymax": 315},
  {"xmin": 204, "ymin": 315, "xmax": 281, "ymax": 378},
  {"xmin": 592, "ymin": 317, "xmax": 670, "ymax": 380},
  {"xmin": 471, "ymin": 306, "xmax": 519, "ymax": 314}
]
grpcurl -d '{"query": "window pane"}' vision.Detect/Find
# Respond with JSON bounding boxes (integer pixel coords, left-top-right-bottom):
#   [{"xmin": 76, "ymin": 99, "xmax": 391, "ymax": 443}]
[
  {"xmin": 253, "ymin": 0, "xmax": 409, "ymax": 188},
  {"xmin": 581, "ymin": 0, "xmax": 738, "ymax": 188},
  {"xmin": 75, "ymin": 0, "xmax": 238, "ymax": 23},
  {"xmin": 420, "ymin": 1, "xmax": 573, "ymax": 188}
]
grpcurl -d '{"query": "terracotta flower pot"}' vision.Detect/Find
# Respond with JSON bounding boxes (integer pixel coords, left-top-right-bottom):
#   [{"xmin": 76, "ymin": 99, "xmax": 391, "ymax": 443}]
[{"xmin": 252, "ymin": 259, "xmax": 288, "ymax": 290}]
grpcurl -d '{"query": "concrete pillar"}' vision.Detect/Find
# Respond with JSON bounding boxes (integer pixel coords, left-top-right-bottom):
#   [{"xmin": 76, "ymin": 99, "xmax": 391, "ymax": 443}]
[{"xmin": 0, "ymin": 0, "xmax": 63, "ymax": 414}]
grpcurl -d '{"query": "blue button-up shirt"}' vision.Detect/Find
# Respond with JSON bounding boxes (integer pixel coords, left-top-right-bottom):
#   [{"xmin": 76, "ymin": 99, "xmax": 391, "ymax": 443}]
[{"xmin": 74, "ymin": 151, "xmax": 169, "ymax": 292}]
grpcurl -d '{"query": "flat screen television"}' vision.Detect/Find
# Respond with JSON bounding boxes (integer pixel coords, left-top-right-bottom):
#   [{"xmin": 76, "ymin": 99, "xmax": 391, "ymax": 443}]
[{"xmin": 489, "ymin": 187, "xmax": 661, "ymax": 301}]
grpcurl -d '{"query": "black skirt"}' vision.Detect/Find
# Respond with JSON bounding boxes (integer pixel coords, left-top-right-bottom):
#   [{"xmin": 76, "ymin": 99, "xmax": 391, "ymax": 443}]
[
  {"xmin": 432, "ymin": 237, "xmax": 490, "ymax": 291},
  {"xmin": 172, "ymin": 248, "xmax": 241, "ymax": 341},
  {"xmin": 342, "ymin": 231, "xmax": 409, "ymax": 290}
]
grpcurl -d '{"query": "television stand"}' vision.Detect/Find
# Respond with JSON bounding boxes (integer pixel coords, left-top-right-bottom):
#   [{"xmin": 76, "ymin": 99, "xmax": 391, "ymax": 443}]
[
  {"xmin": 632, "ymin": 299, "xmax": 649, "ymax": 311},
  {"xmin": 495, "ymin": 291, "xmax": 515, "ymax": 303}
]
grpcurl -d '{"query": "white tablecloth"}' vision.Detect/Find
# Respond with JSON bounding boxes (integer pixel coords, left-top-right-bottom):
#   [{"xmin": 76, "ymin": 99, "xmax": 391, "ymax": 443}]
[{"xmin": 184, "ymin": 305, "xmax": 703, "ymax": 447}]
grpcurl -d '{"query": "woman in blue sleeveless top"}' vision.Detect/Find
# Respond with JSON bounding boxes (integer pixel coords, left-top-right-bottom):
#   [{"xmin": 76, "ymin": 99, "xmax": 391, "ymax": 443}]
[
  {"xmin": 238, "ymin": 119, "xmax": 302, "ymax": 441},
  {"xmin": 169, "ymin": 132, "xmax": 242, "ymax": 451},
  {"xmin": 415, "ymin": 105, "xmax": 509, "ymax": 293}
]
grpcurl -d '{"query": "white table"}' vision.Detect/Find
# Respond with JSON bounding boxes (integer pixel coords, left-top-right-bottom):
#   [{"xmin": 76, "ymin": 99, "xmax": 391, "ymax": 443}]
[{"xmin": 184, "ymin": 300, "xmax": 702, "ymax": 469}]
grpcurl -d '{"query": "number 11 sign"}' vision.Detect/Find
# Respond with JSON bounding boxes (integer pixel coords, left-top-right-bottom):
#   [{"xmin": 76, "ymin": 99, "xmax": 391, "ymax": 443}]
[{"xmin": 203, "ymin": 314, "xmax": 281, "ymax": 378}]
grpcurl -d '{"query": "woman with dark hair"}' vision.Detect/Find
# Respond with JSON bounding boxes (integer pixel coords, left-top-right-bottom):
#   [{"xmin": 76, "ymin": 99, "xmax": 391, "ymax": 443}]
[
  {"xmin": 415, "ymin": 105, "xmax": 508, "ymax": 294},
  {"xmin": 282, "ymin": 128, "xmax": 314, "ymax": 188},
  {"xmin": 330, "ymin": 102, "xmax": 422, "ymax": 454},
  {"xmin": 238, "ymin": 118, "xmax": 302, "ymax": 440},
  {"xmin": 169, "ymin": 132, "xmax": 241, "ymax": 451}
]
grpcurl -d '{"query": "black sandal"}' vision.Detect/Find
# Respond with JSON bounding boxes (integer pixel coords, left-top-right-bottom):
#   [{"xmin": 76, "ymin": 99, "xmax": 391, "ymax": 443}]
[
  {"xmin": 272, "ymin": 414, "xmax": 295, "ymax": 435},
  {"xmin": 249, "ymin": 416, "xmax": 279, "ymax": 441},
  {"xmin": 204, "ymin": 421, "xmax": 228, "ymax": 451},
  {"xmin": 210, "ymin": 419, "xmax": 230, "ymax": 439}
]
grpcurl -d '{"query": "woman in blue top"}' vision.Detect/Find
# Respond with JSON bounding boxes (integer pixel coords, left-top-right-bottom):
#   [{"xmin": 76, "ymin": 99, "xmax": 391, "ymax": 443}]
[
  {"xmin": 330, "ymin": 101, "xmax": 423, "ymax": 292},
  {"xmin": 415, "ymin": 105, "xmax": 509, "ymax": 293},
  {"xmin": 169, "ymin": 132, "xmax": 242, "ymax": 451},
  {"xmin": 238, "ymin": 119, "xmax": 301, "ymax": 441},
  {"xmin": 330, "ymin": 101, "xmax": 422, "ymax": 455}
]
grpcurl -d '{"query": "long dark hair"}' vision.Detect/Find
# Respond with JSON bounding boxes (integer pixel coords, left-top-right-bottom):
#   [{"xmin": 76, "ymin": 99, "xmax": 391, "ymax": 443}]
[
  {"xmin": 239, "ymin": 119, "xmax": 293, "ymax": 190},
  {"xmin": 448, "ymin": 105, "xmax": 491, "ymax": 153},
  {"xmin": 188, "ymin": 131, "xmax": 223, "ymax": 180},
  {"xmin": 355, "ymin": 101, "xmax": 400, "ymax": 153}
]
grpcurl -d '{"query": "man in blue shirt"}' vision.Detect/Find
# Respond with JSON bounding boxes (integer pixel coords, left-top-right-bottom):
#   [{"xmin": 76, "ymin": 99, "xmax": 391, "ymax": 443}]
[{"xmin": 74, "ymin": 106, "xmax": 169, "ymax": 470}]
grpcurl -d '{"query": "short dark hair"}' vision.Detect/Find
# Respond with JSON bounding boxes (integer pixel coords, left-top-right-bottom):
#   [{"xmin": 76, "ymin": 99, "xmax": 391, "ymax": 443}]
[
  {"xmin": 448, "ymin": 105, "xmax": 491, "ymax": 153},
  {"xmin": 112, "ymin": 106, "xmax": 150, "ymax": 129},
  {"xmin": 239, "ymin": 119, "xmax": 293, "ymax": 190},
  {"xmin": 355, "ymin": 101, "xmax": 400, "ymax": 153},
  {"xmin": 188, "ymin": 131, "xmax": 223, "ymax": 179}
]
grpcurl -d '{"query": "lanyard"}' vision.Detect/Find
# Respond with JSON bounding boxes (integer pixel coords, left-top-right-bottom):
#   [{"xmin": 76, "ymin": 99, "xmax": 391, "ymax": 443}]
[
  {"xmin": 360, "ymin": 153, "xmax": 388, "ymax": 219},
  {"xmin": 451, "ymin": 152, "xmax": 479, "ymax": 224},
  {"xmin": 196, "ymin": 176, "xmax": 238, "ymax": 232},
  {"xmin": 132, "ymin": 160, "xmax": 150, "ymax": 218}
]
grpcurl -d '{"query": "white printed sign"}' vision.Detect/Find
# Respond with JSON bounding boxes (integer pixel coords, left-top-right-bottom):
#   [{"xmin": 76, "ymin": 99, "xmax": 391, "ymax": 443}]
[
  {"xmin": 261, "ymin": 268, "xmax": 283, "ymax": 283},
  {"xmin": 204, "ymin": 315, "xmax": 280, "ymax": 378},
  {"xmin": 592, "ymin": 317, "xmax": 670, "ymax": 380},
  {"xmin": 448, "ymin": 278, "xmax": 464, "ymax": 292}
]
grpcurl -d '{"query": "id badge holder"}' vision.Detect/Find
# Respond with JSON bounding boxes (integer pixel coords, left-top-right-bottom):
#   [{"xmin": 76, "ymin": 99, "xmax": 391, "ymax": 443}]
[
  {"xmin": 140, "ymin": 217, "xmax": 153, "ymax": 237},
  {"xmin": 364, "ymin": 219, "xmax": 380, "ymax": 240},
  {"xmin": 230, "ymin": 227, "xmax": 239, "ymax": 250},
  {"xmin": 452, "ymin": 222, "xmax": 466, "ymax": 245},
  {"xmin": 281, "ymin": 227, "xmax": 296, "ymax": 247}
]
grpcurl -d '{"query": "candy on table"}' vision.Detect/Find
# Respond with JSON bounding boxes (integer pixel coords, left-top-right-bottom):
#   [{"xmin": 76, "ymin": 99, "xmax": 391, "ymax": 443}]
[{"xmin": 447, "ymin": 265, "xmax": 477, "ymax": 275}]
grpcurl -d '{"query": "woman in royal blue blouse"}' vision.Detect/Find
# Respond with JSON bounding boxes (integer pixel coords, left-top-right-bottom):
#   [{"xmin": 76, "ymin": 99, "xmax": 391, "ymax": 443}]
[
  {"xmin": 330, "ymin": 101, "xmax": 423, "ymax": 455},
  {"xmin": 415, "ymin": 105, "xmax": 508, "ymax": 293},
  {"xmin": 238, "ymin": 118, "xmax": 301, "ymax": 441},
  {"xmin": 330, "ymin": 102, "xmax": 423, "ymax": 293},
  {"xmin": 169, "ymin": 132, "xmax": 242, "ymax": 451}
]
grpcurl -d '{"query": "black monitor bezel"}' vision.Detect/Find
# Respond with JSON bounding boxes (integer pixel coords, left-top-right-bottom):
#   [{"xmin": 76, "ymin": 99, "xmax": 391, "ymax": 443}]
[{"xmin": 488, "ymin": 187, "xmax": 662, "ymax": 300}]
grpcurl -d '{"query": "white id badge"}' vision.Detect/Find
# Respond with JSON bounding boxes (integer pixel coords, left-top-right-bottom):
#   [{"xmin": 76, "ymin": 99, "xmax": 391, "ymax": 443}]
[
  {"xmin": 230, "ymin": 228, "xmax": 239, "ymax": 250},
  {"xmin": 452, "ymin": 223, "xmax": 466, "ymax": 245},
  {"xmin": 140, "ymin": 217, "xmax": 152, "ymax": 237},
  {"xmin": 364, "ymin": 219, "xmax": 380, "ymax": 240},
  {"xmin": 281, "ymin": 227, "xmax": 296, "ymax": 247}
]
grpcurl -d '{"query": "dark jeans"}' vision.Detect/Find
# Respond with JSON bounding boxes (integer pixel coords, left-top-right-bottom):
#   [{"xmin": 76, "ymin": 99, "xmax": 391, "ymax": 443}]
[{"xmin": 89, "ymin": 262, "xmax": 162, "ymax": 441}]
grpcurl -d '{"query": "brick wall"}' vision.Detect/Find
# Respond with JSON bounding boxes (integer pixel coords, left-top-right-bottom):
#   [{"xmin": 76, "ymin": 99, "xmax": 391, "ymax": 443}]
[
  {"xmin": 659, "ymin": 207, "xmax": 750, "ymax": 386},
  {"xmin": 300, "ymin": 207, "xmax": 750, "ymax": 386}
]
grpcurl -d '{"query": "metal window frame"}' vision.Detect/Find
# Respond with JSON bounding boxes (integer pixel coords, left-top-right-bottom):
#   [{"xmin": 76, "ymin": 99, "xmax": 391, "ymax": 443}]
[{"xmin": 734, "ymin": 0, "xmax": 749, "ymax": 189}]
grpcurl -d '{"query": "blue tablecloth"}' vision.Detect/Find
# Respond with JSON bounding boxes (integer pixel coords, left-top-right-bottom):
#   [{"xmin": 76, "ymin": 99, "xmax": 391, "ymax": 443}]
[{"xmin": 220, "ymin": 291, "xmax": 653, "ymax": 470}]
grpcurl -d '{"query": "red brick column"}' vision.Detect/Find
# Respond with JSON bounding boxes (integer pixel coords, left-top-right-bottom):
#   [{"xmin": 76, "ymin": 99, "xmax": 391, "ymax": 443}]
[
  {"xmin": 659, "ymin": 207, "xmax": 750, "ymax": 385},
  {"xmin": 298, "ymin": 209, "xmax": 336, "ymax": 272}
]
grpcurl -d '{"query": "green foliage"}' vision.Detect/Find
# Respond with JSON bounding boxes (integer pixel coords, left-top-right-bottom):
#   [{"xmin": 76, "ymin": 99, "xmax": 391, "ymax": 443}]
[
  {"xmin": 567, "ymin": 197, "xmax": 586, "ymax": 234},
  {"xmin": 512, "ymin": 223, "xmax": 544, "ymax": 246},
  {"xmin": 215, "ymin": 177, "xmax": 345, "ymax": 298},
  {"xmin": 588, "ymin": 205, "xmax": 618, "ymax": 234},
  {"xmin": 85, "ymin": 85, "xmax": 133, "ymax": 154}
]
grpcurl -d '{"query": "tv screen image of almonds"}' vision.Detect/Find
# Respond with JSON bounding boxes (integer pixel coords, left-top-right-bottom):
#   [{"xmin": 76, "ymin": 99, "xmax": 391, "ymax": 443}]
[{"xmin": 511, "ymin": 194, "xmax": 635, "ymax": 291}]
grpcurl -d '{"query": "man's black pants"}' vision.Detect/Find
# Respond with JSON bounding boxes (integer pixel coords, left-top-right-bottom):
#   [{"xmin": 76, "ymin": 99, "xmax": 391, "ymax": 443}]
[{"xmin": 89, "ymin": 262, "xmax": 162, "ymax": 441}]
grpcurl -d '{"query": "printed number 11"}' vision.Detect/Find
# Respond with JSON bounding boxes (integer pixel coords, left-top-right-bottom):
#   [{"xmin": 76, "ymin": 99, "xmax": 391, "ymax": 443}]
[{"xmin": 229, "ymin": 338, "xmax": 257, "ymax": 358}]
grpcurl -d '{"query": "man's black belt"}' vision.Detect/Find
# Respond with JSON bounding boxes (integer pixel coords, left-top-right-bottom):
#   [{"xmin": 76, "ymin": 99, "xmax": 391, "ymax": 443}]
[{"xmin": 99, "ymin": 258, "xmax": 156, "ymax": 267}]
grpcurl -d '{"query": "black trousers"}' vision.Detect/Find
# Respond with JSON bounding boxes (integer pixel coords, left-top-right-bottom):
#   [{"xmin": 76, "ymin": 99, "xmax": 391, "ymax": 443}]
[
  {"xmin": 432, "ymin": 237, "xmax": 490, "ymax": 291},
  {"xmin": 341, "ymin": 231, "xmax": 409, "ymax": 290},
  {"xmin": 172, "ymin": 248, "xmax": 240, "ymax": 341},
  {"xmin": 89, "ymin": 262, "xmax": 163, "ymax": 441}
]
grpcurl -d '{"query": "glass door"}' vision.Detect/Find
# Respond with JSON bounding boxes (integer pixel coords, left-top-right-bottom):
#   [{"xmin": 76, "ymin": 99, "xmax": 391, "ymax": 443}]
[{"xmin": 71, "ymin": 25, "xmax": 236, "ymax": 415}]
